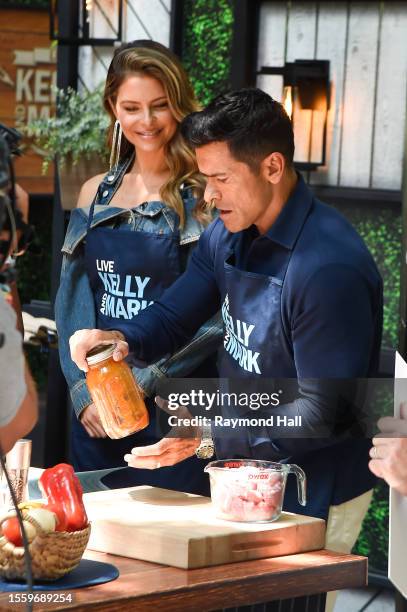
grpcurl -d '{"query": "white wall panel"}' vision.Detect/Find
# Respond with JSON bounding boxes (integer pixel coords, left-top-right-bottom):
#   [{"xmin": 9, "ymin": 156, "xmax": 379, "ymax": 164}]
[
  {"xmin": 286, "ymin": 2, "xmax": 317, "ymax": 61},
  {"xmin": 287, "ymin": 2, "xmax": 317, "ymax": 163},
  {"xmin": 371, "ymin": 2, "xmax": 407, "ymax": 190},
  {"xmin": 339, "ymin": 3, "xmax": 380, "ymax": 187},
  {"xmin": 78, "ymin": 0, "xmax": 171, "ymax": 92},
  {"xmin": 257, "ymin": 1, "xmax": 286, "ymax": 102},
  {"xmin": 310, "ymin": 3, "xmax": 348, "ymax": 186},
  {"xmin": 125, "ymin": 0, "xmax": 171, "ymax": 46}
]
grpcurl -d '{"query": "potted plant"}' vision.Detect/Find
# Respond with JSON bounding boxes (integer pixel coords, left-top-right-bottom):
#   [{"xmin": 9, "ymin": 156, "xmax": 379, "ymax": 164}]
[{"xmin": 27, "ymin": 86, "xmax": 110, "ymax": 210}]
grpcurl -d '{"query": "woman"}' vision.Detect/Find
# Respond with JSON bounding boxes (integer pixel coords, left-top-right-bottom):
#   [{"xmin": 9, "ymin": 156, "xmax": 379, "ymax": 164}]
[{"xmin": 55, "ymin": 40, "xmax": 221, "ymax": 495}]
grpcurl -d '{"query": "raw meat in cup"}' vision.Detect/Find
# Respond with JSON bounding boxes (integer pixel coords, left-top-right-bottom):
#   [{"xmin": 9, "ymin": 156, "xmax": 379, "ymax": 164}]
[{"xmin": 205, "ymin": 460, "xmax": 306, "ymax": 522}]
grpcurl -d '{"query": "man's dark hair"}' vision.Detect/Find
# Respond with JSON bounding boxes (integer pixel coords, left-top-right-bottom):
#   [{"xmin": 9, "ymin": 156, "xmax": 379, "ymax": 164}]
[{"xmin": 181, "ymin": 88, "xmax": 295, "ymax": 171}]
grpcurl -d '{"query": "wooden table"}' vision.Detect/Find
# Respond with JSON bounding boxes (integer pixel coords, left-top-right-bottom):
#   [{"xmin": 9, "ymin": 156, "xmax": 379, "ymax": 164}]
[{"xmin": 0, "ymin": 548, "xmax": 367, "ymax": 611}]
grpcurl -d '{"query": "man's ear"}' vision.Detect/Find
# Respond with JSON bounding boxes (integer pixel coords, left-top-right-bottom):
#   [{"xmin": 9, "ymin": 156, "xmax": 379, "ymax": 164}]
[{"xmin": 261, "ymin": 152, "xmax": 286, "ymax": 184}]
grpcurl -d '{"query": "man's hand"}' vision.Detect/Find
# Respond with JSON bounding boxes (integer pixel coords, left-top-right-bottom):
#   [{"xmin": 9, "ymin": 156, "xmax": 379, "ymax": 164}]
[
  {"xmin": 80, "ymin": 403, "xmax": 107, "ymax": 438},
  {"xmin": 124, "ymin": 437, "xmax": 200, "ymax": 469},
  {"xmin": 69, "ymin": 329, "xmax": 128, "ymax": 372},
  {"xmin": 369, "ymin": 403, "xmax": 407, "ymax": 496},
  {"xmin": 124, "ymin": 396, "xmax": 200, "ymax": 469}
]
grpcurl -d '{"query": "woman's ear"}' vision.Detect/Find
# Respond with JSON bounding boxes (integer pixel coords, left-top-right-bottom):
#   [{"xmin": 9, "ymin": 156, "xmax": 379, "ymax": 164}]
[
  {"xmin": 108, "ymin": 98, "xmax": 117, "ymax": 118},
  {"xmin": 261, "ymin": 152, "xmax": 285, "ymax": 184}
]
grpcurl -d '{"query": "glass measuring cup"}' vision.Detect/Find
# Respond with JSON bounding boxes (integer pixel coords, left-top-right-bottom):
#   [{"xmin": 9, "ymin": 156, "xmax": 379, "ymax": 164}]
[{"xmin": 204, "ymin": 459, "xmax": 306, "ymax": 522}]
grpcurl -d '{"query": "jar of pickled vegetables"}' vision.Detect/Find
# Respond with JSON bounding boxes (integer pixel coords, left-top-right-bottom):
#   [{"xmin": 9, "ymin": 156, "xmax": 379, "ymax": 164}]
[{"xmin": 85, "ymin": 344, "xmax": 149, "ymax": 439}]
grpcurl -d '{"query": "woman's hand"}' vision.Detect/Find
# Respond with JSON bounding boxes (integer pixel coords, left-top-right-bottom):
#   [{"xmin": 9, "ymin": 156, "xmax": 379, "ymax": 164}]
[
  {"xmin": 80, "ymin": 403, "xmax": 107, "ymax": 438},
  {"xmin": 69, "ymin": 329, "xmax": 128, "ymax": 372}
]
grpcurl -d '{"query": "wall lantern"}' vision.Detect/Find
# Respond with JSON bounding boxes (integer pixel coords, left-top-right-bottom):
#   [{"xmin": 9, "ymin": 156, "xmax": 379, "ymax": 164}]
[
  {"xmin": 258, "ymin": 60, "xmax": 330, "ymax": 171},
  {"xmin": 50, "ymin": 0, "xmax": 123, "ymax": 46}
]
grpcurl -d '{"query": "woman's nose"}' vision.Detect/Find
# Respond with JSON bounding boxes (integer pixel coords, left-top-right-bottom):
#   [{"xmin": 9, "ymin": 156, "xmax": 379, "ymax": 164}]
[{"xmin": 141, "ymin": 107, "xmax": 154, "ymax": 125}]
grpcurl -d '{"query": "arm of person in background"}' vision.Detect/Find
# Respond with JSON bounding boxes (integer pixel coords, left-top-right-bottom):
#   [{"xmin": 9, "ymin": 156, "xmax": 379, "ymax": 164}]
[
  {"xmin": 369, "ymin": 403, "xmax": 407, "ymax": 496},
  {"xmin": 0, "ymin": 296, "xmax": 38, "ymax": 454}
]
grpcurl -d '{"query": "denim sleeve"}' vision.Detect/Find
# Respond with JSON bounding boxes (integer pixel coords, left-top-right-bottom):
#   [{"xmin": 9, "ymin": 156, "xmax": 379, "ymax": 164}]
[
  {"xmin": 134, "ymin": 311, "xmax": 223, "ymax": 397},
  {"xmin": 54, "ymin": 245, "xmax": 95, "ymax": 419}
]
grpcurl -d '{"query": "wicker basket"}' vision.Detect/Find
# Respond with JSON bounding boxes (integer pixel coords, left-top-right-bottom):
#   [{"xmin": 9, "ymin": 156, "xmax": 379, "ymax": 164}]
[{"xmin": 0, "ymin": 513, "xmax": 91, "ymax": 581}]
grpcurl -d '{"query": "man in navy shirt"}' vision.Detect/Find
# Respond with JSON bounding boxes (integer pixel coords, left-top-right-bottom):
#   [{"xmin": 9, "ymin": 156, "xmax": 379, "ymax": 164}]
[{"xmin": 71, "ymin": 89, "xmax": 382, "ymax": 557}]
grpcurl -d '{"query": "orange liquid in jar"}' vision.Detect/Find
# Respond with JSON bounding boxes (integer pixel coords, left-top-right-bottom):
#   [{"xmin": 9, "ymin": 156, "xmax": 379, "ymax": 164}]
[{"xmin": 86, "ymin": 346, "xmax": 149, "ymax": 439}]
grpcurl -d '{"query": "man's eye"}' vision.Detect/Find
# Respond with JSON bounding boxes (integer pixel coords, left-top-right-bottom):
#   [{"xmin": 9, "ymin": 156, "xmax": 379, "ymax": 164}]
[{"xmin": 217, "ymin": 177, "xmax": 227, "ymax": 183}]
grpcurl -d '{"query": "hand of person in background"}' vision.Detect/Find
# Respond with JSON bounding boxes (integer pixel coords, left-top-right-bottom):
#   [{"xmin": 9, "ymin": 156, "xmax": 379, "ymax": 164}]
[
  {"xmin": 369, "ymin": 402, "xmax": 407, "ymax": 496},
  {"xmin": 79, "ymin": 403, "xmax": 107, "ymax": 438},
  {"xmin": 69, "ymin": 329, "xmax": 128, "ymax": 372},
  {"xmin": 124, "ymin": 396, "xmax": 200, "ymax": 469}
]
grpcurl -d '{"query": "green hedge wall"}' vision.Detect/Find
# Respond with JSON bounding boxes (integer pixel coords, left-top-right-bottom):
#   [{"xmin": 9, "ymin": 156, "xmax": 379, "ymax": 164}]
[{"xmin": 182, "ymin": 0, "xmax": 234, "ymax": 105}]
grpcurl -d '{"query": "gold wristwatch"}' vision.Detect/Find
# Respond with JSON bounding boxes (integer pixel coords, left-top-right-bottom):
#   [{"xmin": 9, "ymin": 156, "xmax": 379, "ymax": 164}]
[{"xmin": 195, "ymin": 421, "xmax": 215, "ymax": 459}]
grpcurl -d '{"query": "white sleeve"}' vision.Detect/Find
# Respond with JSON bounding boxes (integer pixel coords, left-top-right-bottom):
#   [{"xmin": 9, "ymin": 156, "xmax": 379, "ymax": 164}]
[{"xmin": 0, "ymin": 296, "xmax": 26, "ymax": 427}]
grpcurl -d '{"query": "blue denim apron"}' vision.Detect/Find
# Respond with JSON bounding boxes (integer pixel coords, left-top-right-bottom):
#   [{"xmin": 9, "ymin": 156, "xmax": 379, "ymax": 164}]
[
  {"xmin": 70, "ymin": 171, "xmax": 210, "ymax": 496},
  {"xmin": 216, "ymin": 251, "xmax": 339, "ymax": 519}
]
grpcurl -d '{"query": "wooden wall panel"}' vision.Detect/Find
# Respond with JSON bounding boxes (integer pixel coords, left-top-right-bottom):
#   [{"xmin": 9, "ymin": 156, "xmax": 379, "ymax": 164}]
[
  {"xmin": 257, "ymin": 1, "xmax": 286, "ymax": 101},
  {"xmin": 371, "ymin": 2, "xmax": 407, "ymax": 190},
  {"xmin": 339, "ymin": 2, "xmax": 380, "ymax": 188},
  {"xmin": 256, "ymin": 0, "xmax": 407, "ymax": 190},
  {"xmin": 286, "ymin": 2, "xmax": 317, "ymax": 164},
  {"xmin": 125, "ymin": 0, "xmax": 171, "ymax": 45},
  {"xmin": 310, "ymin": 2, "xmax": 348, "ymax": 186}
]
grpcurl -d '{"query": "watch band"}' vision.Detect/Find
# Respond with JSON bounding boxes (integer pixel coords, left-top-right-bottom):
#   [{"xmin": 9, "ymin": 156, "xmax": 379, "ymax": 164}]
[{"xmin": 195, "ymin": 420, "xmax": 214, "ymax": 459}]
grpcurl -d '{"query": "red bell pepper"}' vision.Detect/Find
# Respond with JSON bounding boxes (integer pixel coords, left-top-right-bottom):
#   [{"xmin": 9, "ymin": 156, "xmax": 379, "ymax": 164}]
[{"xmin": 39, "ymin": 464, "xmax": 88, "ymax": 532}]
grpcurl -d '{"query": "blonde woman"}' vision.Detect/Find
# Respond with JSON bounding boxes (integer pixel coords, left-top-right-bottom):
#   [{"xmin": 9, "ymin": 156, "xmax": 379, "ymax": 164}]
[{"xmin": 55, "ymin": 40, "xmax": 221, "ymax": 492}]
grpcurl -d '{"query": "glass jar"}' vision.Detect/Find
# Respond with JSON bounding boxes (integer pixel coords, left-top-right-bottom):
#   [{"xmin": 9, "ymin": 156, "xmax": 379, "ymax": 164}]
[{"xmin": 85, "ymin": 344, "xmax": 149, "ymax": 439}]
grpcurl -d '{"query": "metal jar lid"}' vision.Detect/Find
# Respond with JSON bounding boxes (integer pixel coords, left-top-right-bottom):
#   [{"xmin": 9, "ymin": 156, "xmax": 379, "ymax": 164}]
[{"xmin": 86, "ymin": 343, "xmax": 115, "ymax": 366}]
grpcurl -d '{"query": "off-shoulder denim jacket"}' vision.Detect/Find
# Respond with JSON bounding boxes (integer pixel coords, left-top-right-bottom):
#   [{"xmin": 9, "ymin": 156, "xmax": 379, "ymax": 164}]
[{"xmin": 55, "ymin": 158, "xmax": 222, "ymax": 418}]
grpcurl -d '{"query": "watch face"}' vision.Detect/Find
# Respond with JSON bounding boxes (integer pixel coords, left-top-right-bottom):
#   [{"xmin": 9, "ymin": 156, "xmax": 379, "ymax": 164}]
[{"xmin": 196, "ymin": 443, "xmax": 214, "ymax": 460}]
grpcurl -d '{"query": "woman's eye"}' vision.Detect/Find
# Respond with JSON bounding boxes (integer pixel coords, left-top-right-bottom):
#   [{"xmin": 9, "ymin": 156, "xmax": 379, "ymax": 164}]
[
  {"xmin": 154, "ymin": 102, "xmax": 168, "ymax": 109},
  {"xmin": 124, "ymin": 107, "xmax": 138, "ymax": 112}
]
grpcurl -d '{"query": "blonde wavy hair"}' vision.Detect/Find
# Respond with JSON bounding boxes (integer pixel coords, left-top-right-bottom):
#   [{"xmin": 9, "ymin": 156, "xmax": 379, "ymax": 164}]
[{"xmin": 103, "ymin": 40, "xmax": 209, "ymax": 227}]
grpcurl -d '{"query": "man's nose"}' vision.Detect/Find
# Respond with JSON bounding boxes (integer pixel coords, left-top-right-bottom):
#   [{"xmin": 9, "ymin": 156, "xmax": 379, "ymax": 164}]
[{"xmin": 204, "ymin": 184, "xmax": 220, "ymax": 205}]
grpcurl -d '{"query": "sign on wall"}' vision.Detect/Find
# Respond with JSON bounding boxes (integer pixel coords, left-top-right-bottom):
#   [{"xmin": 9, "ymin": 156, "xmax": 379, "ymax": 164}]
[{"xmin": 0, "ymin": 8, "xmax": 56, "ymax": 194}]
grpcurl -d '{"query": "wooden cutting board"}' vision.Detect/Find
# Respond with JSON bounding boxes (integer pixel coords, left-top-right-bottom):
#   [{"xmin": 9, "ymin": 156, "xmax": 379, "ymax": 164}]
[{"xmin": 84, "ymin": 486, "xmax": 325, "ymax": 569}]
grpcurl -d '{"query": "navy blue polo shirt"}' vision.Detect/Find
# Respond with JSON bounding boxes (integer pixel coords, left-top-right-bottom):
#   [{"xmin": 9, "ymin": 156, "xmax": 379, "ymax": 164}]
[{"xmin": 120, "ymin": 175, "xmax": 382, "ymax": 518}]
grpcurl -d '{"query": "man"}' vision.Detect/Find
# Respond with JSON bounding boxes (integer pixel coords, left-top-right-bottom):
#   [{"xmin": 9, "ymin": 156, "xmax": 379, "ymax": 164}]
[{"xmin": 70, "ymin": 89, "xmax": 382, "ymax": 551}]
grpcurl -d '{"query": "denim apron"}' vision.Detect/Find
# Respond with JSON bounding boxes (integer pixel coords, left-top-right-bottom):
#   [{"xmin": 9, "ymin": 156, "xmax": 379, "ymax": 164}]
[
  {"xmin": 70, "ymin": 166, "xmax": 211, "ymax": 496},
  {"xmin": 216, "ymin": 250, "xmax": 337, "ymax": 519}
]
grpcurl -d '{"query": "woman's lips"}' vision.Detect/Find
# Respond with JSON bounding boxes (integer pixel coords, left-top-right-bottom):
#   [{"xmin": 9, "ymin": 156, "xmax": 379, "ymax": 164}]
[{"xmin": 136, "ymin": 129, "xmax": 162, "ymax": 139}]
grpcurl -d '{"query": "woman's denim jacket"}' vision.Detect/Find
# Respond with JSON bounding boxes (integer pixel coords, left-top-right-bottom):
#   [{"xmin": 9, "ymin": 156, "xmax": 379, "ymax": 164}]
[{"xmin": 55, "ymin": 159, "xmax": 223, "ymax": 418}]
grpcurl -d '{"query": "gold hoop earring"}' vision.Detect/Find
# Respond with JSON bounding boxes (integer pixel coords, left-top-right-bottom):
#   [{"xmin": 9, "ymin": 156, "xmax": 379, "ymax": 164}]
[{"xmin": 109, "ymin": 119, "xmax": 122, "ymax": 173}]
